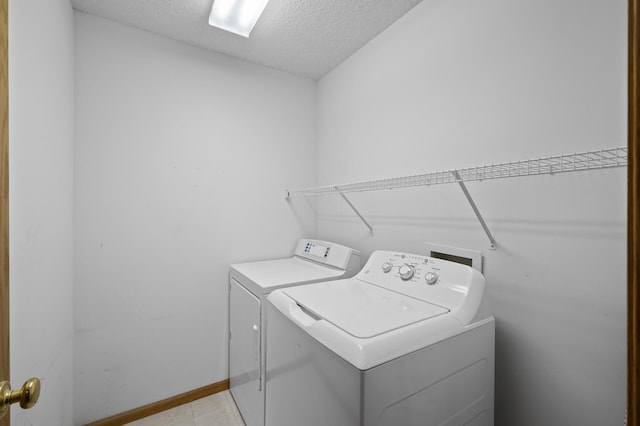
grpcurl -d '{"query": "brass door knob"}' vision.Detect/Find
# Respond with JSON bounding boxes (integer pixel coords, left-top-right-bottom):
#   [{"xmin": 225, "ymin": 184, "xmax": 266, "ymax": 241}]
[{"xmin": 0, "ymin": 377, "xmax": 41, "ymax": 419}]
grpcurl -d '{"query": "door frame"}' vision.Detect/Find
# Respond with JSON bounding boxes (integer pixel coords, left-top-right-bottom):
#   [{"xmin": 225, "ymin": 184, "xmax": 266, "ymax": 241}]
[
  {"xmin": 629, "ymin": 1, "xmax": 639, "ymax": 424},
  {"xmin": 1, "ymin": 0, "xmax": 9, "ymax": 424}
]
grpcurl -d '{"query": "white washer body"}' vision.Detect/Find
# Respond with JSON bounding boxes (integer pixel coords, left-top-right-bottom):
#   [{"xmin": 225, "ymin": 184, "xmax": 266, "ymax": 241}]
[
  {"xmin": 228, "ymin": 239, "xmax": 361, "ymax": 426},
  {"xmin": 266, "ymin": 250, "xmax": 495, "ymax": 426}
]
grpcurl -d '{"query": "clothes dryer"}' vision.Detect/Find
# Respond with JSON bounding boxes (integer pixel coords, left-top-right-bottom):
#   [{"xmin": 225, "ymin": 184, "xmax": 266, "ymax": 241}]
[
  {"xmin": 266, "ymin": 250, "xmax": 494, "ymax": 426},
  {"xmin": 229, "ymin": 239, "xmax": 360, "ymax": 426}
]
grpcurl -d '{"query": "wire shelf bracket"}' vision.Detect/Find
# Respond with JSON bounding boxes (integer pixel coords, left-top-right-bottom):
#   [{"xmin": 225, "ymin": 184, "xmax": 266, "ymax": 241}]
[
  {"xmin": 454, "ymin": 170, "xmax": 497, "ymax": 250},
  {"xmin": 284, "ymin": 147, "xmax": 627, "ymax": 248},
  {"xmin": 338, "ymin": 189, "xmax": 374, "ymax": 236}
]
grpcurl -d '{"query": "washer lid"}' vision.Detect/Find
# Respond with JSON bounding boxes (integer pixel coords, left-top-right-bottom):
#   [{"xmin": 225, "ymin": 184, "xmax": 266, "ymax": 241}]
[{"xmin": 283, "ymin": 280, "xmax": 449, "ymax": 339}]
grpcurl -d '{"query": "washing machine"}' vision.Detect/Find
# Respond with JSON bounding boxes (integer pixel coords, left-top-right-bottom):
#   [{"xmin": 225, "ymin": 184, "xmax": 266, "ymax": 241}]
[
  {"xmin": 266, "ymin": 250, "xmax": 495, "ymax": 426},
  {"xmin": 228, "ymin": 239, "xmax": 361, "ymax": 426}
]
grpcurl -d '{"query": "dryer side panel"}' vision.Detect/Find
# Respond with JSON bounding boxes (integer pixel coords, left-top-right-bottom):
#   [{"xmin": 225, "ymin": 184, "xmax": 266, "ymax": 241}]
[{"xmin": 229, "ymin": 278, "xmax": 263, "ymax": 426}]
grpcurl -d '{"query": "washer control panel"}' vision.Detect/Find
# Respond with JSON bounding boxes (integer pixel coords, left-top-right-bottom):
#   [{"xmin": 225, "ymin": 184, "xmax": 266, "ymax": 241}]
[
  {"xmin": 376, "ymin": 252, "xmax": 440, "ymax": 285},
  {"xmin": 358, "ymin": 250, "xmax": 485, "ymax": 312}
]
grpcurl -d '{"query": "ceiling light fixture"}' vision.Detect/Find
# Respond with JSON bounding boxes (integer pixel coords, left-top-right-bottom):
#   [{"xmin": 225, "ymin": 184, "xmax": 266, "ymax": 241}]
[{"xmin": 208, "ymin": 0, "xmax": 271, "ymax": 38}]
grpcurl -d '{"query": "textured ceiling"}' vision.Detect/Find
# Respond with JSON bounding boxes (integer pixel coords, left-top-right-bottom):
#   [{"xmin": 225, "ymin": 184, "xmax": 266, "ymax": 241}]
[{"xmin": 70, "ymin": 0, "xmax": 423, "ymax": 79}]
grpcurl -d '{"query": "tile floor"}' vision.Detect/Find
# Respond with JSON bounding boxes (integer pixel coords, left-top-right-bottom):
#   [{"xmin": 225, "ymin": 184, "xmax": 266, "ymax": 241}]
[{"xmin": 124, "ymin": 391, "xmax": 245, "ymax": 426}]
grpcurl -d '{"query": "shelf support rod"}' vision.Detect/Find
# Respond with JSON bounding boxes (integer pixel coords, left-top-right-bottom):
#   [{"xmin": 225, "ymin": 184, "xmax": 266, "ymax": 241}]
[
  {"xmin": 337, "ymin": 187, "xmax": 374, "ymax": 236},
  {"xmin": 453, "ymin": 171, "xmax": 497, "ymax": 250}
]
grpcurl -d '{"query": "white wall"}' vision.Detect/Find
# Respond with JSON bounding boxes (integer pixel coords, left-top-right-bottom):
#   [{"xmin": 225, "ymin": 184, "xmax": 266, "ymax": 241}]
[
  {"xmin": 8, "ymin": 0, "xmax": 75, "ymax": 425},
  {"xmin": 314, "ymin": 0, "xmax": 626, "ymax": 425},
  {"xmin": 73, "ymin": 12, "xmax": 316, "ymax": 424}
]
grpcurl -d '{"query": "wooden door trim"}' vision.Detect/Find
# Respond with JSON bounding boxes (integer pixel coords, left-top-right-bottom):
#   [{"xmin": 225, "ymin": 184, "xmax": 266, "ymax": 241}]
[
  {"xmin": 629, "ymin": 0, "xmax": 640, "ymax": 425},
  {"xmin": 0, "ymin": 0, "xmax": 9, "ymax": 425}
]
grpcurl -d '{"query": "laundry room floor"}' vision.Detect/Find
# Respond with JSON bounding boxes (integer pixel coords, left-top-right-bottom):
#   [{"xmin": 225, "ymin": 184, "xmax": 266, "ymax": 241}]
[{"xmin": 124, "ymin": 390, "xmax": 245, "ymax": 426}]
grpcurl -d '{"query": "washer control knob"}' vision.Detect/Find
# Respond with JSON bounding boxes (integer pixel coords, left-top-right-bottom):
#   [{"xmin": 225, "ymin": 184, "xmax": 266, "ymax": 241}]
[
  {"xmin": 425, "ymin": 271, "xmax": 438, "ymax": 285},
  {"xmin": 381, "ymin": 262, "xmax": 393, "ymax": 273},
  {"xmin": 399, "ymin": 264, "xmax": 415, "ymax": 280}
]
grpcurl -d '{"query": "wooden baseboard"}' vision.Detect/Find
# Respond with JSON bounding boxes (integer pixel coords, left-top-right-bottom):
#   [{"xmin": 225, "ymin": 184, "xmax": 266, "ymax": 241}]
[{"xmin": 85, "ymin": 379, "xmax": 230, "ymax": 426}]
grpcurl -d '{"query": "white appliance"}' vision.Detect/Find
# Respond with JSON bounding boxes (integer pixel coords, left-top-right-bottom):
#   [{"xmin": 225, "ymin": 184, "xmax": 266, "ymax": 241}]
[
  {"xmin": 266, "ymin": 250, "xmax": 495, "ymax": 426},
  {"xmin": 228, "ymin": 239, "xmax": 361, "ymax": 426}
]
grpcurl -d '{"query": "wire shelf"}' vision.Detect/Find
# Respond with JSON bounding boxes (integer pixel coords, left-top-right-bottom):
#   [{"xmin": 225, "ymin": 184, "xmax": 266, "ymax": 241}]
[{"xmin": 286, "ymin": 146, "xmax": 628, "ymax": 198}]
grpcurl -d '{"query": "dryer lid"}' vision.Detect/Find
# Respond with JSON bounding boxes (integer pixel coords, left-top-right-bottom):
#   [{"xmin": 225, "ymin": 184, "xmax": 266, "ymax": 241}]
[
  {"xmin": 283, "ymin": 279, "xmax": 449, "ymax": 339},
  {"xmin": 231, "ymin": 257, "xmax": 345, "ymax": 292}
]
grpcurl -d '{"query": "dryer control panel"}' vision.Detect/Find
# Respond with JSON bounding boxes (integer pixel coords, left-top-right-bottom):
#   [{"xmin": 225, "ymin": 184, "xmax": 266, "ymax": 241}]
[
  {"xmin": 293, "ymin": 239, "xmax": 361, "ymax": 273},
  {"xmin": 303, "ymin": 241, "xmax": 331, "ymax": 259},
  {"xmin": 356, "ymin": 250, "xmax": 486, "ymax": 325}
]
